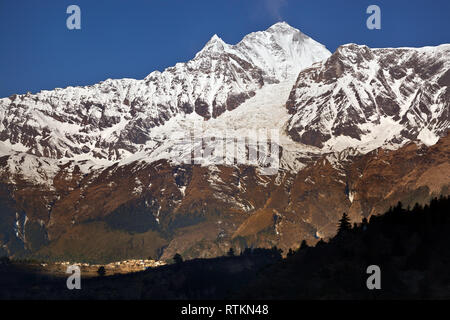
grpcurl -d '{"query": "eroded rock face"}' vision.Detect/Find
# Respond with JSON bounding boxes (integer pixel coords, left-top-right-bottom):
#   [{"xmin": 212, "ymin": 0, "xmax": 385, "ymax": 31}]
[
  {"xmin": 286, "ymin": 44, "xmax": 450, "ymax": 150},
  {"xmin": 0, "ymin": 133, "xmax": 448, "ymax": 262}
]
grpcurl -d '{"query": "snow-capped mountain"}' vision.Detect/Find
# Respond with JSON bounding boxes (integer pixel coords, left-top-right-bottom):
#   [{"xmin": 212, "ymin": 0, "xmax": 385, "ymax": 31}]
[
  {"xmin": 0, "ymin": 22, "xmax": 330, "ymax": 166},
  {"xmin": 286, "ymin": 43, "xmax": 450, "ymax": 151},
  {"xmin": 0, "ymin": 22, "xmax": 449, "ymax": 263}
]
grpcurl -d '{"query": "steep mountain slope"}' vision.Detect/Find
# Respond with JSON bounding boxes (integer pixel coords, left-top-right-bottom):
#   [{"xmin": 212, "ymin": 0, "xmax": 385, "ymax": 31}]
[
  {"xmin": 0, "ymin": 22, "xmax": 330, "ymax": 165},
  {"xmin": 1, "ymin": 132, "xmax": 447, "ymax": 263},
  {"xmin": 0, "ymin": 22, "xmax": 449, "ymax": 262},
  {"xmin": 286, "ymin": 44, "xmax": 450, "ymax": 150}
]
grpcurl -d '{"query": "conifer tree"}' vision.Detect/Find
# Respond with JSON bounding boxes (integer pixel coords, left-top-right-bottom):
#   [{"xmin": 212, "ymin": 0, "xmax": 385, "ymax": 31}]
[
  {"xmin": 337, "ymin": 212, "xmax": 352, "ymax": 235},
  {"xmin": 173, "ymin": 253, "xmax": 183, "ymax": 264},
  {"xmin": 300, "ymin": 240, "xmax": 309, "ymax": 250}
]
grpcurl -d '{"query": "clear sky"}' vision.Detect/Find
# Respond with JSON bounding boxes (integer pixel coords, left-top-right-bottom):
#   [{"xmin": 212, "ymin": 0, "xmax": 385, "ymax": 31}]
[{"xmin": 0, "ymin": 0, "xmax": 449, "ymax": 97}]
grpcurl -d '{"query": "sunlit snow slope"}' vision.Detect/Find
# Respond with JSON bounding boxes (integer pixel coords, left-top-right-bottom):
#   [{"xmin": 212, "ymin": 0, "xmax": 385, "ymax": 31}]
[{"xmin": 0, "ymin": 22, "xmax": 331, "ymax": 184}]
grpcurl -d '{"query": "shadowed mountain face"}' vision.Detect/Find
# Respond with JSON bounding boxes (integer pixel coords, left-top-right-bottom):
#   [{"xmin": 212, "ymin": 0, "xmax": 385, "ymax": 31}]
[{"xmin": 0, "ymin": 23, "xmax": 448, "ymax": 263}]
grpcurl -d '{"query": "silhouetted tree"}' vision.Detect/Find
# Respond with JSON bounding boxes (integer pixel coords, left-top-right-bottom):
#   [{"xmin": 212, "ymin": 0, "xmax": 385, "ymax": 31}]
[
  {"xmin": 337, "ymin": 212, "xmax": 352, "ymax": 235},
  {"xmin": 287, "ymin": 248, "xmax": 295, "ymax": 257},
  {"xmin": 361, "ymin": 217, "xmax": 368, "ymax": 229},
  {"xmin": 227, "ymin": 247, "xmax": 235, "ymax": 257},
  {"xmin": 316, "ymin": 239, "xmax": 326, "ymax": 247},
  {"xmin": 173, "ymin": 253, "xmax": 183, "ymax": 264},
  {"xmin": 270, "ymin": 246, "xmax": 283, "ymax": 260},
  {"xmin": 97, "ymin": 266, "xmax": 106, "ymax": 277},
  {"xmin": 300, "ymin": 240, "xmax": 309, "ymax": 250}
]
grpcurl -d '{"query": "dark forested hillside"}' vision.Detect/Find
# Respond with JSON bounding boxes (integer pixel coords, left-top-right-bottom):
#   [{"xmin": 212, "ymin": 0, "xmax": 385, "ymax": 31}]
[
  {"xmin": 1, "ymin": 196, "xmax": 449, "ymax": 299},
  {"xmin": 238, "ymin": 196, "xmax": 450, "ymax": 299}
]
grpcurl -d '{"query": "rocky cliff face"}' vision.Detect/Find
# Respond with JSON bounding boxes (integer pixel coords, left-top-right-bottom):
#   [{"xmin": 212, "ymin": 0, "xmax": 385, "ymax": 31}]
[
  {"xmin": 0, "ymin": 22, "xmax": 448, "ymax": 262},
  {"xmin": 286, "ymin": 44, "xmax": 450, "ymax": 150},
  {"xmin": 1, "ymin": 132, "xmax": 448, "ymax": 262}
]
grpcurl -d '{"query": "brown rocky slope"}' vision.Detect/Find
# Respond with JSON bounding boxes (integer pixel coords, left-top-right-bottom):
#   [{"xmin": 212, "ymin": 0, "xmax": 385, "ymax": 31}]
[{"xmin": 0, "ymin": 133, "xmax": 448, "ymax": 263}]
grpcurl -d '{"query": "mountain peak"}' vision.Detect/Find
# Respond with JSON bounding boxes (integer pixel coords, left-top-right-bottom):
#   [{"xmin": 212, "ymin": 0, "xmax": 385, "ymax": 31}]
[
  {"xmin": 209, "ymin": 34, "xmax": 223, "ymax": 42},
  {"xmin": 196, "ymin": 34, "xmax": 227, "ymax": 57},
  {"xmin": 267, "ymin": 21, "xmax": 298, "ymax": 33}
]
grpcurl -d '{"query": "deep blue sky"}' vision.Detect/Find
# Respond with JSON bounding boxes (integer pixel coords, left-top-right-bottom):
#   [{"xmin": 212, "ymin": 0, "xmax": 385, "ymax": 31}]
[{"xmin": 0, "ymin": 0, "xmax": 449, "ymax": 97}]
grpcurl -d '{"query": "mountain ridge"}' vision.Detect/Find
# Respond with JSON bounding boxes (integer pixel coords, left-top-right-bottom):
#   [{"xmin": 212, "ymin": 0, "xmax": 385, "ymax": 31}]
[
  {"xmin": 0, "ymin": 22, "xmax": 449, "ymax": 262},
  {"xmin": 0, "ymin": 22, "xmax": 330, "ymax": 167}
]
